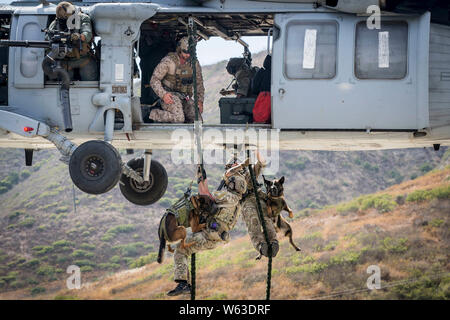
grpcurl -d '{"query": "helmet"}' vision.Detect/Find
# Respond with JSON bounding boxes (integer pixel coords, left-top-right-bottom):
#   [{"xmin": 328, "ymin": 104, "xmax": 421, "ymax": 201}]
[
  {"xmin": 177, "ymin": 36, "xmax": 189, "ymax": 54},
  {"xmin": 226, "ymin": 58, "xmax": 245, "ymax": 75},
  {"xmin": 225, "ymin": 174, "xmax": 247, "ymax": 195},
  {"xmin": 225, "ymin": 156, "xmax": 242, "ymax": 170},
  {"xmin": 56, "ymin": 1, "xmax": 76, "ymax": 19}
]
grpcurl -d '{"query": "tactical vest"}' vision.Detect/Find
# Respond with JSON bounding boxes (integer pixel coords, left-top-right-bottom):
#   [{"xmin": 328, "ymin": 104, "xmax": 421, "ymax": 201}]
[
  {"xmin": 159, "ymin": 196, "xmax": 192, "ymax": 241},
  {"xmin": 163, "ymin": 52, "xmax": 194, "ymax": 96}
]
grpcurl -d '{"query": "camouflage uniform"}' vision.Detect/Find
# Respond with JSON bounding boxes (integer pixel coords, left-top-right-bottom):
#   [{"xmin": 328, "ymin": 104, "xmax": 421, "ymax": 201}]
[
  {"xmin": 235, "ymin": 67, "xmax": 254, "ymax": 97},
  {"xmin": 241, "ymin": 160, "xmax": 278, "ymax": 253},
  {"xmin": 48, "ymin": 5, "xmax": 97, "ymax": 81},
  {"xmin": 149, "ymin": 38, "xmax": 205, "ymax": 123},
  {"xmin": 173, "ymin": 169, "xmax": 246, "ymax": 282}
]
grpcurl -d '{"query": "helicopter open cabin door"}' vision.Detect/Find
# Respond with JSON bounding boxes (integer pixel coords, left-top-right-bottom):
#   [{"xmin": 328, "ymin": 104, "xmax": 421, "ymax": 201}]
[{"xmin": 271, "ymin": 12, "xmax": 431, "ymax": 131}]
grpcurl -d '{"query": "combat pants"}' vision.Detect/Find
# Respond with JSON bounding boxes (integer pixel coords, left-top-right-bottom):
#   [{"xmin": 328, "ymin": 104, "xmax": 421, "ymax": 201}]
[
  {"xmin": 174, "ymin": 230, "xmax": 222, "ymax": 281},
  {"xmin": 63, "ymin": 55, "xmax": 98, "ymax": 81},
  {"xmin": 241, "ymin": 194, "xmax": 278, "ymax": 252},
  {"xmin": 149, "ymin": 93, "xmax": 197, "ymax": 123}
]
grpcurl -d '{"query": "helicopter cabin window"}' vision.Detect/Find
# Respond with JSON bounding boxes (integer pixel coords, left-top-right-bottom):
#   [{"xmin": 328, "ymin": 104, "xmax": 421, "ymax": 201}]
[
  {"xmin": 355, "ymin": 21, "xmax": 408, "ymax": 79},
  {"xmin": 284, "ymin": 21, "xmax": 337, "ymax": 79}
]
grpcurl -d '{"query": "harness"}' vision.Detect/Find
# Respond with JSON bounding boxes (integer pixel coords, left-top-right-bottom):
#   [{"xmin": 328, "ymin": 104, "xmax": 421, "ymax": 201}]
[
  {"xmin": 163, "ymin": 52, "xmax": 194, "ymax": 96},
  {"xmin": 159, "ymin": 196, "xmax": 193, "ymax": 241}
]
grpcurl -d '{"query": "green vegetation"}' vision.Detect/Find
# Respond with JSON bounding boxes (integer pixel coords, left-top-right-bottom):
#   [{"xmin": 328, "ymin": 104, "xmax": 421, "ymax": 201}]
[
  {"xmin": 406, "ymin": 185, "xmax": 450, "ymax": 203},
  {"xmin": 129, "ymin": 252, "xmax": 158, "ymax": 268},
  {"xmin": 112, "ymin": 242, "xmax": 146, "ymax": 257},
  {"xmin": 71, "ymin": 250, "xmax": 94, "ymax": 259},
  {"xmin": 32, "ymin": 245, "xmax": 53, "ymax": 256},
  {"xmin": 102, "ymin": 224, "xmax": 137, "ymax": 241},
  {"xmin": 30, "ymin": 287, "xmax": 46, "ymax": 296},
  {"xmin": 18, "ymin": 217, "xmax": 36, "ymax": 228},
  {"xmin": 430, "ymin": 219, "xmax": 444, "ymax": 228},
  {"xmin": 336, "ymin": 193, "xmax": 397, "ymax": 214},
  {"xmin": 420, "ymin": 163, "xmax": 433, "ymax": 174},
  {"xmin": 382, "ymin": 237, "xmax": 408, "ymax": 254}
]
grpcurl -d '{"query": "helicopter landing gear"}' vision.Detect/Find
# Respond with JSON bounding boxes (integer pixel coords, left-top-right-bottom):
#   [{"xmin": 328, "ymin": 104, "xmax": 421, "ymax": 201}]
[
  {"xmin": 69, "ymin": 140, "xmax": 122, "ymax": 194},
  {"xmin": 119, "ymin": 157, "xmax": 168, "ymax": 206}
]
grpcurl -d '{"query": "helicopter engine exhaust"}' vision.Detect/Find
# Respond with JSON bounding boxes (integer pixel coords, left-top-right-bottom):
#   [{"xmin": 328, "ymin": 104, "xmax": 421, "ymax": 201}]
[{"xmin": 42, "ymin": 54, "xmax": 73, "ymax": 133}]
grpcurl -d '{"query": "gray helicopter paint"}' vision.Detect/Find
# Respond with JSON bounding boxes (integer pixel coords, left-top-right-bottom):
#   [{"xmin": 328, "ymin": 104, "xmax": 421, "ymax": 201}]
[
  {"xmin": 271, "ymin": 12, "xmax": 431, "ymax": 130},
  {"xmin": 6, "ymin": 3, "xmax": 158, "ymax": 135},
  {"xmin": 0, "ymin": 1, "xmax": 448, "ymax": 150}
]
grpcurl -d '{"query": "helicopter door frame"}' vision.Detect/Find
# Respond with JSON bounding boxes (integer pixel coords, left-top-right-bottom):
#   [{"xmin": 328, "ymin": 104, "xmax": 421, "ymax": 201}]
[{"xmin": 271, "ymin": 12, "xmax": 430, "ymax": 130}]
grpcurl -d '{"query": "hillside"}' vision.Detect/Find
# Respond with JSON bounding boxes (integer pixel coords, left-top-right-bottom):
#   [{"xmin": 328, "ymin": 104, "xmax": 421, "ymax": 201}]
[
  {"xmin": 2, "ymin": 165, "xmax": 448, "ymax": 300},
  {"xmin": 0, "ymin": 52, "xmax": 449, "ymax": 298}
]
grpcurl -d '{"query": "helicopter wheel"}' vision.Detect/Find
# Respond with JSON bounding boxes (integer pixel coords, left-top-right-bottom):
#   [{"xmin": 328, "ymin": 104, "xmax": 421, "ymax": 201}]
[
  {"xmin": 119, "ymin": 158, "xmax": 168, "ymax": 206},
  {"xmin": 69, "ymin": 140, "xmax": 122, "ymax": 194}
]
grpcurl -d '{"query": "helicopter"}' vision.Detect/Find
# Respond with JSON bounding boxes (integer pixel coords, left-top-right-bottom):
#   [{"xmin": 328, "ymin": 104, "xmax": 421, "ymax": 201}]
[{"xmin": 0, "ymin": 0, "xmax": 448, "ymax": 206}]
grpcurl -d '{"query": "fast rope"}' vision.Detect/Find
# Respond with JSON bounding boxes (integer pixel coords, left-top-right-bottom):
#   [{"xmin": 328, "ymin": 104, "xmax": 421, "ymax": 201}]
[
  {"xmin": 247, "ymin": 149, "xmax": 272, "ymax": 300},
  {"xmin": 187, "ymin": 16, "xmax": 201, "ymax": 301}
]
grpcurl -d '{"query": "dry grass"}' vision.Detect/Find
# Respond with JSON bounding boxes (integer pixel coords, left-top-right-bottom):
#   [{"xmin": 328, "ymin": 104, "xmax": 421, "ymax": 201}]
[{"xmin": 1, "ymin": 167, "xmax": 448, "ymax": 300}]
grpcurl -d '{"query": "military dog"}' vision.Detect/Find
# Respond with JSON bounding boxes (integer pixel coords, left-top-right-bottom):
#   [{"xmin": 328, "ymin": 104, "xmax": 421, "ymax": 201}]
[
  {"xmin": 157, "ymin": 194, "xmax": 214, "ymax": 263},
  {"xmin": 260, "ymin": 175, "xmax": 301, "ymax": 255}
]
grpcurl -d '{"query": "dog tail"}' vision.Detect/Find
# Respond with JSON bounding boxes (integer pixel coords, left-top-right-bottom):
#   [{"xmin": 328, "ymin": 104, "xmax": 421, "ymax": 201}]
[
  {"xmin": 157, "ymin": 213, "xmax": 168, "ymax": 264},
  {"xmin": 157, "ymin": 236, "xmax": 166, "ymax": 264}
]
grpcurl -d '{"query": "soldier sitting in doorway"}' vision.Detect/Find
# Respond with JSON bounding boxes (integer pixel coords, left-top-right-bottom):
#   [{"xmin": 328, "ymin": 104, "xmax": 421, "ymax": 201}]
[{"xmin": 147, "ymin": 36, "xmax": 205, "ymax": 123}]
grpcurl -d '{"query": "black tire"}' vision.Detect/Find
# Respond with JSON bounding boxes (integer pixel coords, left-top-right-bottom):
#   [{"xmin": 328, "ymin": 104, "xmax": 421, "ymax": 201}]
[
  {"xmin": 69, "ymin": 140, "xmax": 122, "ymax": 194},
  {"xmin": 119, "ymin": 158, "xmax": 168, "ymax": 206}
]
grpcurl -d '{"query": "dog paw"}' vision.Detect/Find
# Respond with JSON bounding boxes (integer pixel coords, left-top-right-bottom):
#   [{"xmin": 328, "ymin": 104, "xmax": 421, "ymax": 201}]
[
  {"xmin": 255, "ymin": 255, "xmax": 262, "ymax": 260},
  {"xmin": 288, "ymin": 211, "xmax": 294, "ymax": 218}
]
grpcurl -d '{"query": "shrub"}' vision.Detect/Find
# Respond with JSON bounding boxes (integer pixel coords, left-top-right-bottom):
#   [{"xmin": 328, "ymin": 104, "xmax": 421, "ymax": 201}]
[
  {"xmin": 329, "ymin": 250, "xmax": 362, "ymax": 265},
  {"xmin": 110, "ymin": 255, "xmax": 121, "ymax": 264},
  {"xmin": 80, "ymin": 243, "xmax": 96, "ymax": 251},
  {"xmin": 36, "ymin": 265, "xmax": 56, "ymax": 277},
  {"xmin": 430, "ymin": 219, "xmax": 444, "ymax": 228},
  {"xmin": 129, "ymin": 252, "xmax": 158, "ymax": 268},
  {"xmin": 74, "ymin": 260, "xmax": 96, "ymax": 267},
  {"xmin": 113, "ymin": 242, "xmax": 145, "ymax": 257},
  {"xmin": 23, "ymin": 259, "xmax": 40, "ymax": 269},
  {"xmin": 8, "ymin": 210, "xmax": 24, "ymax": 221},
  {"xmin": 80, "ymin": 266, "xmax": 93, "ymax": 272},
  {"xmin": 420, "ymin": 163, "xmax": 433, "ymax": 174},
  {"xmin": 30, "ymin": 287, "xmax": 46, "ymax": 296},
  {"xmin": 71, "ymin": 250, "xmax": 94, "ymax": 259},
  {"xmin": 99, "ymin": 263, "xmax": 121, "ymax": 270},
  {"xmin": 20, "ymin": 170, "xmax": 31, "ymax": 180},
  {"xmin": 52, "ymin": 240, "xmax": 74, "ymax": 248},
  {"xmin": 286, "ymin": 262, "xmax": 328, "ymax": 274},
  {"xmin": 19, "ymin": 217, "xmax": 36, "ymax": 228},
  {"xmin": 406, "ymin": 185, "xmax": 450, "ymax": 203},
  {"xmin": 32, "ymin": 245, "xmax": 53, "ymax": 255},
  {"xmin": 382, "ymin": 237, "xmax": 408, "ymax": 254},
  {"xmin": 55, "ymin": 207, "xmax": 69, "ymax": 214},
  {"xmin": 360, "ymin": 194, "xmax": 397, "ymax": 213}
]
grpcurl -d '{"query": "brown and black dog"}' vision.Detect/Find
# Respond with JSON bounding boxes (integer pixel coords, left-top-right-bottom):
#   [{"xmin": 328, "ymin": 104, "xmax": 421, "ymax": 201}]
[
  {"xmin": 157, "ymin": 195, "xmax": 214, "ymax": 263},
  {"xmin": 262, "ymin": 175, "xmax": 301, "ymax": 254}
]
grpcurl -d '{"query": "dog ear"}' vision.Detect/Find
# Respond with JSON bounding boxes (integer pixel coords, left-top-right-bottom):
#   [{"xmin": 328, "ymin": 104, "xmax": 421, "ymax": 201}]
[
  {"xmin": 262, "ymin": 175, "xmax": 269, "ymax": 185},
  {"xmin": 278, "ymin": 176, "xmax": 285, "ymax": 184}
]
